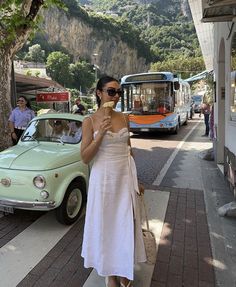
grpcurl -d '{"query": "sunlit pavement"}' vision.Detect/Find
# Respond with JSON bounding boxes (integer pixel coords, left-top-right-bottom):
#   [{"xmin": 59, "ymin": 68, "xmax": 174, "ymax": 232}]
[{"xmin": 150, "ymin": 122, "xmax": 236, "ymax": 287}]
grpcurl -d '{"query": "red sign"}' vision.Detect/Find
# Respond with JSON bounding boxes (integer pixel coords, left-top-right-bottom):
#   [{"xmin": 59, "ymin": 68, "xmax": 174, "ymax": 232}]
[{"xmin": 36, "ymin": 92, "xmax": 70, "ymax": 102}]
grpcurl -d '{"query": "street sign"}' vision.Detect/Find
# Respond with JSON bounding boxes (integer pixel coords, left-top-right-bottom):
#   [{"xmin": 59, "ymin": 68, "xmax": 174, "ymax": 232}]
[{"xmin": 36, "ymin": 92, "xmax": 70, "ymax": 102}]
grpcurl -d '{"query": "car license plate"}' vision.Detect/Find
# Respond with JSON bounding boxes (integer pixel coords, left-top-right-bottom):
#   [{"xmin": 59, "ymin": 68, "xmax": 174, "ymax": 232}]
[
  {"xmin": 141, "ymin": 128, "xmax": 149, "ymax": 132},
  {"xmin": 0, "ymin": 205, "xmax": 14, "ymax": 214}
]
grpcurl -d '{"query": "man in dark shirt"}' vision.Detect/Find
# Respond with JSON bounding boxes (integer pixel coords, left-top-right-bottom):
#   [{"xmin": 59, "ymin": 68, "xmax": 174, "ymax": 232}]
[{"xmin": 73, "ymin": 98, "xmax": 86, "ymax": 115}]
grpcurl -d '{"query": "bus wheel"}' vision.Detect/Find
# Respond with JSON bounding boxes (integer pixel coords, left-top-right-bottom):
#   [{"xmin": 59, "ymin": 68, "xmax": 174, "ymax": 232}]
[
  {"xmin": 173, "ymin": 123, "xmax": 179, "ymax": 134},
  {"xmin": 184, "ymin": 114, "xmax": 188, "ymax": 125}
]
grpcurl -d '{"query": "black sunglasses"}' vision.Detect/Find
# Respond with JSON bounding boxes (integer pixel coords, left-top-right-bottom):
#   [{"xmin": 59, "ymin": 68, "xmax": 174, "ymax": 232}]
[{"xmin": 102, "ymin": 88, "xmax": 123, "ymax": 97}]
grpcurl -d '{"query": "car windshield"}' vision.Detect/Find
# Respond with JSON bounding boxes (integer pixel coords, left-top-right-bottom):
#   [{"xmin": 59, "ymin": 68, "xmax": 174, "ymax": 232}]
[{"xmin": 21, "ymin": 119, "xmax": 82, "ymax": 144}]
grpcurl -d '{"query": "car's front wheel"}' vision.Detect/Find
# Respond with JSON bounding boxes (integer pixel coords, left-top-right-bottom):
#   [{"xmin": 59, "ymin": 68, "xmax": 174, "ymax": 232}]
[{"xmin": 56, "ymin": 181, "xmax": 85, "ymax": 225}]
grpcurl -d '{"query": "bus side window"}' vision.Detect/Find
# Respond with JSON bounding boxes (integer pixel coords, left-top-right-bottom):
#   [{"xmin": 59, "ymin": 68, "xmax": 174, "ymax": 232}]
[{"xmin": 174, "ymin": 81, "xmax": 180, "ymax": 90}]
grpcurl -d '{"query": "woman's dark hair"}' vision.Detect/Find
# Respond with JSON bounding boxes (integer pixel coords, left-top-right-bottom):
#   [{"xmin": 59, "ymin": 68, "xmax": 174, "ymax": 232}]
[
  {"xmin": 18, "ymin": 95, "xmax": 31, "ymax": 109},
  {"xmin": 95, "ymin": 76, "xmax": 119, "ymax": 108}
]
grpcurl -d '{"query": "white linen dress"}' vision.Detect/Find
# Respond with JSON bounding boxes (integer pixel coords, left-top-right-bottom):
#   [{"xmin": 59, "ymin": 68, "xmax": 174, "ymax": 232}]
[{"xmin": 81, "ymin": 127, "xmax": 146, "ymax": 280}]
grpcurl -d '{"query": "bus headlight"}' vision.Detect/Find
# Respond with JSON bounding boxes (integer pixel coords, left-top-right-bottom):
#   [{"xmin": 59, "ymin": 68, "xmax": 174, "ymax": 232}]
[{"xmin": 33, "ymin": 175, "xmax": 46, "ymax": 189}]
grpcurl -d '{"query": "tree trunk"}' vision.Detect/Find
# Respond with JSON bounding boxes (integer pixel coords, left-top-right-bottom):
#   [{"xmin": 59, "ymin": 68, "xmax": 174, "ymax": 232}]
[
  {"xmin": 0, "ymin": 50, "xmax": 14, "ymax": 151},
  {"xmin": 0, "ymin": 1, "xmax": 58, "ymax": 151}
]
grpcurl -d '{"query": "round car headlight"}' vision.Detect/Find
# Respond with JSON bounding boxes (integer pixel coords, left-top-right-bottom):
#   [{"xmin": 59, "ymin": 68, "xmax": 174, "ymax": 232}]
[{"xmin": 33, "ymin": 175, "xmax": 46, "ymax": 189}]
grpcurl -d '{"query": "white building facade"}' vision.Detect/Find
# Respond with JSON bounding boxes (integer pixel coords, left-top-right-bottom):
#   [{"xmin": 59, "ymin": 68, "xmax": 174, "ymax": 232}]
[{"xmin": 188, "ymin": 0, "xmax": 236, "ymax": 196}]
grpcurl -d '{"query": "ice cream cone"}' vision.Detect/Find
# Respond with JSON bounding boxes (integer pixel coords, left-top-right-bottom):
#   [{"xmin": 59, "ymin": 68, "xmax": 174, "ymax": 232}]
[{"xmin": 103, "ymin": 101, "xmax": 114, "ymax": 116}]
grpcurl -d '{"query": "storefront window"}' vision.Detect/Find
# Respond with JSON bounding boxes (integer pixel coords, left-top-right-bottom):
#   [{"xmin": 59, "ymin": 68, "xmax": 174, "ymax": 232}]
[{"xmin": 231, "ymin": 33, "xmax": 236, "ymax": 121}]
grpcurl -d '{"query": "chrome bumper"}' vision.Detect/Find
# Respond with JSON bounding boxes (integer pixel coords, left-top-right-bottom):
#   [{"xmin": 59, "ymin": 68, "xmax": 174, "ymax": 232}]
[{"xmin": 0, "ymin": 198, "xmax": 56, "ymax": 210}]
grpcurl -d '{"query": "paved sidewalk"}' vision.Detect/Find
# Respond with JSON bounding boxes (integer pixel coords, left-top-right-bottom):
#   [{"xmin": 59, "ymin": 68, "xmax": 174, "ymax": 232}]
[
  {"xmin": 150, "ymin": 124, "xmax": 236, "ymax": 287},
  {"xmin": 151, "ymin": 186, "xmax": 214, "ymax": 287}
]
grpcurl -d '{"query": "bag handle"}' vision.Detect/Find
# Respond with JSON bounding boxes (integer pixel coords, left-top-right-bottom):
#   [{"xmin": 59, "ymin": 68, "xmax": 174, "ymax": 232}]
[{"xmin": 140, "ymin": 195, "xmax": 150, "ymax": 230}]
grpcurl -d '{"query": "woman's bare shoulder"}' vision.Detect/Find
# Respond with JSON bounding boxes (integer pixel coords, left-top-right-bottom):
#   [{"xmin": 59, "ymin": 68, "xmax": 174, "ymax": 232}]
[
  {"xmin": 83, "ymin": 112, "xmax": 101, "ymax": 131},
  {"xmin": 116, "ymin": 111, "xmax": 129, "ymax": 121},
  {"xmin": 82, "ymin": 116, "xmax": 94, "ymax": 129}
]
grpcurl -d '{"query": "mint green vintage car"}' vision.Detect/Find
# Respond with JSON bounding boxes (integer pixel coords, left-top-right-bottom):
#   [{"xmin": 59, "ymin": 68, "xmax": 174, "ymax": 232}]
[{"xmin": 0, "ymin": 113, "xmax": 89, "ymax": 225}]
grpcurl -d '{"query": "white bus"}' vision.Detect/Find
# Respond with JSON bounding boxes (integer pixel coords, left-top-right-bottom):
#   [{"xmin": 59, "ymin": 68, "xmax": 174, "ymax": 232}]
[{"xmin": 120, "ymin": 72, "xmax": 191, "ymax": 134}]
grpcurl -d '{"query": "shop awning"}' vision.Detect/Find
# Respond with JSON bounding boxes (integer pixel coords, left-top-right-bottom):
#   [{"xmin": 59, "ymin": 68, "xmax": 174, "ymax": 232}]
[
  {"xmin": 184, "ymin": 70, "xmax": 212, "ymax": 82},
  {"xmin": 15, "ymin": 73, "xmax": 64, "ymax": 96}
]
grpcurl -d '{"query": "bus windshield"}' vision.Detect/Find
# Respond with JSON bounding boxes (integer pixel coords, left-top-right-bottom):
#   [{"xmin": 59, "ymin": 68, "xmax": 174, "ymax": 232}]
[{"xmin": 122, "ymin": 82, "xmax": 173, "ymax": 115}]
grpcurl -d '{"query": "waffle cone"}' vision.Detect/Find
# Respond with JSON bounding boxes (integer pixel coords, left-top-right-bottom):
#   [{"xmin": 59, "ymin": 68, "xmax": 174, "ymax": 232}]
[{"xmin": 103, "ymin": 101, "xmax": 114, "ymax": 116}]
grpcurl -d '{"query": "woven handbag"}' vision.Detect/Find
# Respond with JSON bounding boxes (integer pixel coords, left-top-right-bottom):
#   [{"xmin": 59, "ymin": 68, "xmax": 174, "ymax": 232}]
[{"xmin": 140, "ymin": 196, "xmax": 156, "ymax": 265}]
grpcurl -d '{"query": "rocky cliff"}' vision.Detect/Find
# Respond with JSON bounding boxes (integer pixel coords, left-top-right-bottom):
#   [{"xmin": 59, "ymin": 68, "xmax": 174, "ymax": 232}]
[{"xmin": 42, "ymin": 8, "xmax": 149, "ymax": 79}]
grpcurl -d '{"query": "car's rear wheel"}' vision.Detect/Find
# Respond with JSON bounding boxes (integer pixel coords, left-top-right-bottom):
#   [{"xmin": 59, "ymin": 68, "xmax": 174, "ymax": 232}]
[{"xmin": 56, "ymin": 181, "xmax": 85, "ymax": 225}]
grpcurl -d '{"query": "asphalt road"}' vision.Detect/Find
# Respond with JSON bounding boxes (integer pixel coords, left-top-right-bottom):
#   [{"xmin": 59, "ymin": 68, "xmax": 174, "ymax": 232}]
[{"xmin": 132, "ymin": 117, "xmax": 199, "ymax": 185}]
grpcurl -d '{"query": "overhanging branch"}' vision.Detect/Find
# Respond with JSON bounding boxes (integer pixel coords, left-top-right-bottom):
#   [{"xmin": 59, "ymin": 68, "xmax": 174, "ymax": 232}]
[
  {"xmin": 20, "ymin": 0, "xmax": 33, "ymax": 17},
  {"xmin": 26, "ymin": 0, "xmax": 44, "ymax": 22},
  {"xmin": 10, "ymin": 0, "xmax": 45, "ymax": 54}
]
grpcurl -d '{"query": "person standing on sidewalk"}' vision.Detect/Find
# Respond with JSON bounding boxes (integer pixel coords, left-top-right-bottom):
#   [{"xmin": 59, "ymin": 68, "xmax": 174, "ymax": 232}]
[
  {"xmin": 9, "ymin": 96, "xmax": 35, "ymax": 145},
  {"xmin": 200, "ymin": 102, "xmax": 211, "ymax": 137},
  {"xmin": 72, "ymin": 97, "xmax": 86, "ymax": 115},
  {"xmin": 80, "ymin": 76, "xmax": 146, "ymax": 287}
]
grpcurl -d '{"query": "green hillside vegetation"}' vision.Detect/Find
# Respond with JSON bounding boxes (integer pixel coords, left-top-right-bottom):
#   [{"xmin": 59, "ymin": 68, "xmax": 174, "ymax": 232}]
[
  {"xmin": 19, "ymin": 0, "xmax": 153, "ymax": 62},
  {"xmin": 61, "ymin": 0, "xmax": 153, "ymax": 61},
  {"xmin": 78, "ymin": 0, "xmax": 205, "ymax": 77},
  {"xmin": 17, "ymin": 0, "xmax": 205, "ymax": 90},
  {"xmin": 80, "ymin": 0, "xmax": 202, "ymax": 61},
  {"xmin": 29, "ymin": 0, "xmax": 202, "ymax": 65}
]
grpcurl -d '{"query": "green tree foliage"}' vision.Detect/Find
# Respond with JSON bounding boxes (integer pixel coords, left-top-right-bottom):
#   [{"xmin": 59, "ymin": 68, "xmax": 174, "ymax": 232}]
[
  {"xmin": 24, "ymin": 44, "xmax": 45, "ymax": 63},
  {"xmin": 0, "ymin": 1, "xmax": 64, "ymax": 50},
  {"xmin": 0, "ymin": 0, "xmax": 64, "ymax": 151},
  {"xmin": 69, "ymin": 61, "xmax": 95, "ymax": 92},
  {"xmin": 69, "ymin": 88, "xmax": 92, "ymax": 109},
  {"xmin": 232, "ymin": 48, "xmax": 236, "ymax": 70},
  {"xmin": 150, "ymin": 56, "xmax": 205, "ymax": 79},
  {"xmin": 46, "ymin": 51, "xmax": 71, "ymax": 86},
  {"xmin": 46, "ymin": 51, "xmax": 94, "ymax": 92},
  {"xmin": 203, "ymin": 72, "xmax": 214, "ymax": 104}
]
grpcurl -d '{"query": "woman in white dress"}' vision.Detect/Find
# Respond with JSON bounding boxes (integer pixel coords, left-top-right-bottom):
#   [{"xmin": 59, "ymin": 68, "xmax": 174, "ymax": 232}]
[{"xmin": 81, "ymin": 76, "xmax": 146, "ymax": 287}]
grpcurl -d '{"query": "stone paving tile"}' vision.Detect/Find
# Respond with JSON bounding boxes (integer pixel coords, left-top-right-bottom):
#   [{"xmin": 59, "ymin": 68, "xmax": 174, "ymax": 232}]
[
  {"xmin": 0, "ymin": 210, "xmax": 43, "ymax": 248},
  {"xmin": 151, "ymin": 187, "xmax": 216, "ymax": 287},
  {"xmin": 17, "ymin": 216, "xmax": 89, "ymax": 287}
]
